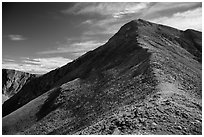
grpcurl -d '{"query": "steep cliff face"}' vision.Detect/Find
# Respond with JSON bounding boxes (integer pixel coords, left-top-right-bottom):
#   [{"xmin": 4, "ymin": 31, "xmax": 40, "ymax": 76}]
[
  {"xmin": 2, "ymin": 19, "xmax": 202, "ymax": 135},
  {"xmin": 2, "ymin": 69, "xmax": 37, "ymax": 103}
]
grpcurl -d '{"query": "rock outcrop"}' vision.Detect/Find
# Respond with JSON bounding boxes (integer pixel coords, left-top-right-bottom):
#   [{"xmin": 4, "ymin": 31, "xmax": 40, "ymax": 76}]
[
  {"xmin": 2, "ymin": 69, "xmax": 37, "ymax": 103},
  {"xmin": 2, "ymin": 19, "xmax": 202, "ymax": 135}
]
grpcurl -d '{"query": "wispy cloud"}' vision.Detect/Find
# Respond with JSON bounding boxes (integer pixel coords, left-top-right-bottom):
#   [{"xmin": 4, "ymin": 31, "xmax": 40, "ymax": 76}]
[
  {"xmin": 141, "ymin": 2, "xmax": 201, "ymax": 19},
  {"xmin": 3, "ymin": 58, "xmax": 15, "ymax": 62},
  {"xmin": 63, "ymin": 2, "xmax": 149, "ymax": 18},
  {"xmin": 8, "ymin": 34, "xmax": 26, "ymax": 41},
  {"xmin": 112, "ymin": 3, "xmax": 150, "ymax": 18},
  {"xmin": 3, "ymin": 57, "xmax": 72, "ymax": 74},
  {"xmin": 150, "ymin": 7, "xmax": 202, "ymax": 31},
  {"xmin": 38, "ymin": 40, "xmax": 106, "ymax": 56},
  {"xmin": 81, "ymin": 19, "xmax": 93, "ymax": 25}
]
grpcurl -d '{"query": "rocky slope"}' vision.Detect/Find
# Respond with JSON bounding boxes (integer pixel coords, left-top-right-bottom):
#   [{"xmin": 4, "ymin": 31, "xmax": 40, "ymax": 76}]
[
  {"xmin": 2, "ymin": 69, "xmax": 37, "ymax": 103},
  {"xmin": 2, "ymin": 19, "xmax": 202, "ymax": 135}
]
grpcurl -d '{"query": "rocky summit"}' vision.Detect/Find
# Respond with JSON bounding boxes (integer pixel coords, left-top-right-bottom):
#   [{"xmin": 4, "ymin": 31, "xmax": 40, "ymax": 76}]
[{"xmin": 2, "ymin": 19, "xmax": 202, "ymax": 135}]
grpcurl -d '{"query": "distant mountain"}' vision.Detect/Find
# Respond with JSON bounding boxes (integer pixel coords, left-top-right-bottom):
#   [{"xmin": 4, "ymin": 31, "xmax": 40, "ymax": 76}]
[
  {"xmin": 2, "ymin": 19, "xmax": 202, "ymax": 135},
  {"xmin": 2, "ymin": 69, "xmax": 37, "ymax": 103}
]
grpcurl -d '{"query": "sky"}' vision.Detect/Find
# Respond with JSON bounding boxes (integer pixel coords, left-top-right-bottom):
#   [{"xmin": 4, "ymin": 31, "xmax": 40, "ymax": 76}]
[{"xmin": 2, "ymin": 2, "xmax": 202, "ymax": 74}]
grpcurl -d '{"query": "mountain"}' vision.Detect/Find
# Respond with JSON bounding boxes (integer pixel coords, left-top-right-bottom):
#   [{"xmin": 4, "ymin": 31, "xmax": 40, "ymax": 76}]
[
  {"xmin": 2, "ymin": 69, "xmax": 37, "ymax": 104},
  {"xmin": 2, "ymin": 19, "xmax": 202, "ymax": 135}
]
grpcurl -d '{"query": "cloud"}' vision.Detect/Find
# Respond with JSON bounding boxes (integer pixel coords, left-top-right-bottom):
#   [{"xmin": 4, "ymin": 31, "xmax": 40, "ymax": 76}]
[
  {"xmin": 112, "ymin": 3, "xmax": 150, "ymax": 18},
  {"xmin": 2, "ymin": 57, "xmax": 72, "ymax": 74},
  {"xmin": 141, "ymin": 2, "xmax": 200, "ymax": 19},
  {"xmin": 63, "ymin": 2, "xmax": 149, "ymax": 18},
  {"xmin": 150, "ymin": 7, "xmax": 202, "ymax": 31},
  {"xmin": 3, "ymin": 58, "xmax": 15, "ymax": 62},
  {"xmin": 8, "ymin": 34, "xmax": 26, "ymax": 41},
  {"xmin": 81, "ymin": 19, "xmax": 93, "ymax": 25},
  {"xmin": 38, "ymin": 40, "xmax": 105, "ymax": 56}
]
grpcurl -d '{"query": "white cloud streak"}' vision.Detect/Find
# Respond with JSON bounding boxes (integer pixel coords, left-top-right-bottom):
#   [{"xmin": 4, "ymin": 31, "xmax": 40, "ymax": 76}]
[
  {"xmin": 8, "ymin": 34, "xmax": 26, "ymax": 41},
  {"xmin": 81, "ymin": 19, "xmax": 93, "ymax": 25},
  {"xmin": 3, "ymin": 57, "xmax": 72, "ymax": 74}
]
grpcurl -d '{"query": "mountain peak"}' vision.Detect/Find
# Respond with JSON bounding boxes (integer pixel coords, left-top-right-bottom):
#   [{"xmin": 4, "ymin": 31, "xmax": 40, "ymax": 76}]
[
  {"xmin": 125, "ymin": 19, "xmax": 154, "ymax": 28},
  {"xmin": 114, "ymin": 19, "xmax": 155, "ymax": 37},
  {"xmin": 134, "ymin": 18, "xmax": 153, "ymax": 25}
]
